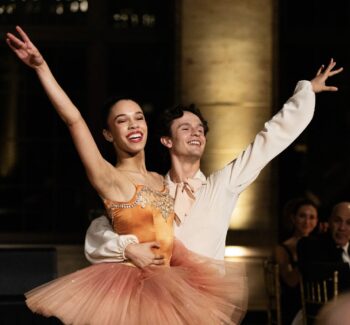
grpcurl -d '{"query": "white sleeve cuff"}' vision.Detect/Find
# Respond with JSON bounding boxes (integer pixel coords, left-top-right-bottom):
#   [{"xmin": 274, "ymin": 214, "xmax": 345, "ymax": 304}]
[
  {"xmin": 119, "ymin": 235, "xmax": 139, "ymax": 260},
  {"xmin": 84, "ymin": 216, "xmax": 139, "ymax": 263}
]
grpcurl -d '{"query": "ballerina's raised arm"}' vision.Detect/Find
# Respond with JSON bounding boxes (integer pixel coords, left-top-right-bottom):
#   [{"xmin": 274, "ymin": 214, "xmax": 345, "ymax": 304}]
[{"xmin": 6, "ymin": 26, "xmax": 116, "ymax": 196}]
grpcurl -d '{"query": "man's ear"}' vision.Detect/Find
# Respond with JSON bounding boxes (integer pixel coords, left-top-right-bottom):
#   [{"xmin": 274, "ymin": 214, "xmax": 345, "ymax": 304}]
[
  {"xmin": 160, "ymin": 136, "xmax": 172, "ymax": 149},
  {"xmin": 103, "ymin": 129, "xmax": 113, "ymax": 142}
]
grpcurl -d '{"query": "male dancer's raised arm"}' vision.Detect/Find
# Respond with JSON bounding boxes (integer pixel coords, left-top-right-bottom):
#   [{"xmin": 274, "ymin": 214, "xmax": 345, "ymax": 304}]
[{"xmin": 215, "ymin": 59, "xmax": 342, "ymax": 194}]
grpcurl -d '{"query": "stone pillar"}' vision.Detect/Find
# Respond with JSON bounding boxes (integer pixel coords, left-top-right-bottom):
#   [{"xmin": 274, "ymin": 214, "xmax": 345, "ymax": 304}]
[{"xmin": 181, "ymin": 0, "xmax": 276, "ymax": 232}]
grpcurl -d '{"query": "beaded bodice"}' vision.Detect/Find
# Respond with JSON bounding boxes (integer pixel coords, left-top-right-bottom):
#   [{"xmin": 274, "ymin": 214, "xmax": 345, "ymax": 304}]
[{"xmin": 102, "ymin": 185, "xmax": 175, "ymax": 265}]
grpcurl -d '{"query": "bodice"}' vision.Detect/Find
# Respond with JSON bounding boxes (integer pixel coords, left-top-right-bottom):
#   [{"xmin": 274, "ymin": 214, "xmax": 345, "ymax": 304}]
[{"xmin": 103, "ymin": 185, "xmax": 175, "ymax": 265}]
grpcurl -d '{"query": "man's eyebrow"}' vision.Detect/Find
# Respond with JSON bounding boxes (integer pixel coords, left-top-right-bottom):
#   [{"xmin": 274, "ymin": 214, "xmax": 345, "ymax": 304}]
[
  {"xmin": 177, "ymin": 122, "xmax": 191, "ymax": 128},
  {"xmin": 177, "ymin": 122, "xmax": 204, "ymax": 128}
]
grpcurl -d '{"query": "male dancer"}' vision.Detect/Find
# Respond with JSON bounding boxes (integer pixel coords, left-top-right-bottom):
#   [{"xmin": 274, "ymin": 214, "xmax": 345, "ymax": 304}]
[{"xmin": 85, "ymin": 60, "xmax": 342, "ymax": 267}]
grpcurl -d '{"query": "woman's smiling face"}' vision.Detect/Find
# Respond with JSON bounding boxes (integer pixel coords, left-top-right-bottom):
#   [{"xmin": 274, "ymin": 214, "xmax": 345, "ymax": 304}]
[
  {"xmin": 104, "ymin": 99, "xmax": 148, "ymax": 155},
  {"xmin": 292, "ymin": 204, "xmax": 318, "ymax": 237}
]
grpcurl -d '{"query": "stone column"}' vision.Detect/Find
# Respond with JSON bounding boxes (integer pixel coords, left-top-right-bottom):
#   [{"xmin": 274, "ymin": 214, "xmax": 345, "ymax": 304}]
[{"xmin": 181, "ymin": 0, "xmax": 276, "ymax": 232}]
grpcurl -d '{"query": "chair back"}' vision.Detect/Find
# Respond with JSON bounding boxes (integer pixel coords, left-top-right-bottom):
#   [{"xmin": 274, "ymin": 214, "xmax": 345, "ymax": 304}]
[
  {"xmin": 300, "ymin": 270, "xmax": 338, "ymax": 325},
  {"xmin": 263, "ymin": 258, "xmax": 282, "ymax": 325}
]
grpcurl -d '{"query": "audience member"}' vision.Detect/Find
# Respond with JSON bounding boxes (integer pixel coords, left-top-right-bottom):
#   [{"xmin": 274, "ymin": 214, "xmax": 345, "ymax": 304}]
[
  {"xmin": 298, "ymin": 201, "xmax": 350, "ymax": 291},
  {"xmin": 275, "ymin": 198, "xmax": 319, "ymax": 325}
]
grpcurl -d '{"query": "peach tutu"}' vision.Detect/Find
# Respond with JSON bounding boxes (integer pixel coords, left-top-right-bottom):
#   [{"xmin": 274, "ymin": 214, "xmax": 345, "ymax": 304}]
[{"xmin": 25, "ymin": 240, "xmax": 247, "ymax": 325}]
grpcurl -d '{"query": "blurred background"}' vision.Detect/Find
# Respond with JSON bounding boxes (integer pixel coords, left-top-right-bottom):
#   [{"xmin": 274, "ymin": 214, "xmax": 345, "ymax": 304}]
[{"xmin": 0, "ymin": 0, "xmax": 349, "ymax": 324}]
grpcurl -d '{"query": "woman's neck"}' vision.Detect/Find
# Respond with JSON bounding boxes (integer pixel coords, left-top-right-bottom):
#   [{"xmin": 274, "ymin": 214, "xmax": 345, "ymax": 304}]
[
  {"xmin": 116, "ymin": 152, "xmax": 147, "ymax": 174},
  {"xmin": 292, "ymin": 230, "xmax": 308, "ymax": 240}
]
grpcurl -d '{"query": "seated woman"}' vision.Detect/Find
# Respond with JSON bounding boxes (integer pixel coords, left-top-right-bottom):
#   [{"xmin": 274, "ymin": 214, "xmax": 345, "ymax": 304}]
[{"xmin": 275, "ymin": 198, "xmax": 319, "ymax": 325}]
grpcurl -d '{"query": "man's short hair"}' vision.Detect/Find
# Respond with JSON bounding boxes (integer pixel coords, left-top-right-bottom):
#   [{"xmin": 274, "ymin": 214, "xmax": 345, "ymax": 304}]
[{"xmin": 158, "ymin": 104, "xmax": 209, "ymax": 138}]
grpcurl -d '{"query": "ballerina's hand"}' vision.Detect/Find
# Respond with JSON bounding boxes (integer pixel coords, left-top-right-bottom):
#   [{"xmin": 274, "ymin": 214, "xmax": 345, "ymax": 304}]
[
  {"xmin": 124, "ymin": 242, "xmax": 165, "ymax": 268},
  {"xmin": 6, "ymin": 25, "xmax": 44, "ymax": 68},
  {"xmin": 311, "ymin": 58, "xmax": 343, "ymax": 93}
]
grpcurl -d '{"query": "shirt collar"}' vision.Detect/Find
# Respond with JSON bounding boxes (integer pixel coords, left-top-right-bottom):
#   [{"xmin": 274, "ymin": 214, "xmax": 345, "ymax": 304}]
[{"xmin": 165, "ymin": 169, "xmax": 207, "ymax": 186}]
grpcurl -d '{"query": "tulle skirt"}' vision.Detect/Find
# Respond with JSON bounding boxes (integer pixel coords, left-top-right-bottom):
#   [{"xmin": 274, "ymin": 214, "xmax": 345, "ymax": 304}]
[{"xmin": 25, "ymin": 240, "xmax": 247, "ymax": 325}]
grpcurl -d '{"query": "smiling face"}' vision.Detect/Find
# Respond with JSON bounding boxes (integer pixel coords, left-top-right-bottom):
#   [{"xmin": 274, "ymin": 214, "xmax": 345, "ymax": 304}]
[
  {"xmin": 329, "ymin": 202, "xmax": 350, "ymax": 247},
  {"xmin": 292, "ymin": 204, "xmax": 318, "ymax": 237},
  {"xmin": 161, "ymin": 111, "xmax": 206, "ymax": 160},
  {"xmin": 103, "ymin": 99, "xmax": 147, "ymax": 156}
]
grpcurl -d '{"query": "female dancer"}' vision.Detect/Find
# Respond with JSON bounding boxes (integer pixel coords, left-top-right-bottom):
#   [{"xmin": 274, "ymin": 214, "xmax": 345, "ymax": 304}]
[
  {"xmin": 6, "ymin": 26, "xmax": 247, "ymax": 324},
  {"xmin": 275, "ymin": 198, "xmax": 319, "ymax": 324}
]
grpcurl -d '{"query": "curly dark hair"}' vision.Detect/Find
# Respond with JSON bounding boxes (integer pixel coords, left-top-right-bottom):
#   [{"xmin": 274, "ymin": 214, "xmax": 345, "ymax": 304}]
[{"xmin": 158, "ymin": 103, "xmax": 209, "ymax": 138}]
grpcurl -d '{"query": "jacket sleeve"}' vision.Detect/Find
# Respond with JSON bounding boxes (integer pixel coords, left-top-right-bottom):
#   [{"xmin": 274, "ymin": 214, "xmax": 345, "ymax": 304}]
[{"xmin": 84, "ymin": 216, "xmax": 139, "ymax": 264}]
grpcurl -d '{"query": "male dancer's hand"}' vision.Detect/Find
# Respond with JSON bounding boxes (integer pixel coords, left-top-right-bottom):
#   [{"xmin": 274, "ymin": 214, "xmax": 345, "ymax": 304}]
[
  {"xmin": 125, "ymin": 242, "xmax": 165, "ymax": 268},
  {"xmin": 6, "ymin": 25, "xmax": 44, "ymax": 68},
  {"xmin": 311, "ymin": 58, "xmax": 343, "ymax": 93}
]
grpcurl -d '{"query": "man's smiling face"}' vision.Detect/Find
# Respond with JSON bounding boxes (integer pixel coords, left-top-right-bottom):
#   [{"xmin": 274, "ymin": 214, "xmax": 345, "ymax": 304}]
[{"xmin": 164, "ymin": 111, "xmax": 207, "ymax": 160}]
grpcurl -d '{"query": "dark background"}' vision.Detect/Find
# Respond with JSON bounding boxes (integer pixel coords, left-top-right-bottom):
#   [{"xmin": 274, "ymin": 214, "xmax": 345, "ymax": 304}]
[
  {"xmin": 0, "ymin": 0, "xmax": 177, "ymax": 243},
  {"xmin": 277, "ymin": 0, "xmax": 350, "ymax": 237}
]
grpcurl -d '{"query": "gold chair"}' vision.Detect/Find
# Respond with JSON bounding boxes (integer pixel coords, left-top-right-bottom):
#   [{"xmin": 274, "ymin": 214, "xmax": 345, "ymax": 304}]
[
  {"xmin": 263, "ymin": 259, "xmax": 282, "ymax": 325},
  {"xmin": 300, "ymin": 270, "xmax": 338, "ymax": 325}
]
